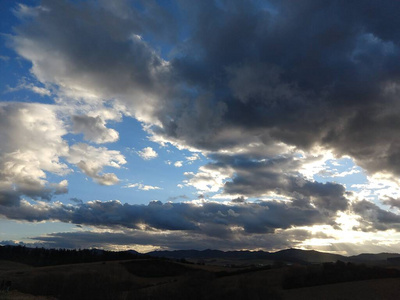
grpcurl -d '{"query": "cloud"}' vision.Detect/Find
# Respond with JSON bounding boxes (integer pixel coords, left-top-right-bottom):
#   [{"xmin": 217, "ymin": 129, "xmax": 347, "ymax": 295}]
[
  {"xmin": 67, "ymin": 143, "xmax": 126, "ymax": 185},
  {"xmin": 0, "ymin": 100, "xmax": 129, "ymax": 205},
  {"xmin": 352, "ymin": 200, "xmax": 400, "ymax": 231},
  {"xmin": 231, "ymin": 196, "xmax": 246, "ymax": 203},
  {"xmin": 186, "ymin": 153, "xmax": 349, "ymax": 212},
  {"xmin": 7, "ymin": 228, "xmax": 400, "ymax": 255},
  {"xmin": 0, "ymin": 199, "xmax": 333, "ymax": 235},
  {"xmin": 147, "ymin": 0, "xmax": 400, "ymax": 182},
  {"xmin": 12, "ymin": 3, "xmax": 49, "ymax": 19},
  {"xmin": 123, "ymin": 183, "xmax": 161, "ymax": 191},
  {"xmin": 167, "ymin": 195, "xmax": 190, "ymax": 201},
  {"xmin": 11, "ymin": 0, "xmax": 172, "ymax": 123},
  {"xmin": 1, "ymin": 196, "xmax": 398, "ymax": 252},
  {"xmin": 174, "ymin": 161, "xmax": 183, "ymax": 167},
  {"xmin": 23, "ymin": 227, "xmax": 315, "ymax": 252},
  {"xmin": 72, "ymin": 115, "xmax": 119, "ymax": 143},
  {"xmin": 0, "ymin": 102, "xmax": 69, "ymax": 205},
  {"xmin": 317, "ymin": 166, "xmax": 361, "ymax": 178},
  {"xmin": 183, "ymin": 167, "xmax": 231, "ymax": 193},
  {"xmin": 6, "ymin": 79, "xmax": 51, "ymax": 96},
  {"xmin": 5, "ymin": 0, "xmax": 400, "ymax": 249},
  {"xmin": 186, "ymin": 153, "xmax": 200, "ymax": 162},
  {"xmin": 11, "ymin": 0, "xmax": 400, "ymax": 181},
  {"xmin": 137, "ymin": 147, "xmax": 158, "ymax": 160},
  {"xmin": 382, "ymin": 197, "xmax": 400, "ymax": 209}
]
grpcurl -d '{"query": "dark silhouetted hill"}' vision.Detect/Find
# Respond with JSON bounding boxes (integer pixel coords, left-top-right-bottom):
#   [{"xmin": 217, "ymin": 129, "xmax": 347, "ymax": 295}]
[
  {"xmin": 0, "ymin": 245, "xmax": 142, "ymax": 266},
  {"xmin": 148, "ymin": 248, "xmax": 400, "ymax": 265},
  {"xmin": 2, "ymin": 245, "xmax": 400, "ymax": 300}
]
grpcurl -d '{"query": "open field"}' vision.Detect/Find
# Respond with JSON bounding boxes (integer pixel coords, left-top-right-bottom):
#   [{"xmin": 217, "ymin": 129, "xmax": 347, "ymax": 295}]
[
  {"xmin": 1, "ymin": 257, "xmax": 400, "ymax": 300},
  {"xmin": 282, "ymin": 278, "xmax": 400, "ymax": 300}
]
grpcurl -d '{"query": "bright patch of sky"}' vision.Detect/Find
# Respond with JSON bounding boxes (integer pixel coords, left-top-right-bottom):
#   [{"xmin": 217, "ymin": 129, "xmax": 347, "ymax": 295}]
[{"xmin": 313, "ymin": 157, "xmax": 367, "ymax": 189}]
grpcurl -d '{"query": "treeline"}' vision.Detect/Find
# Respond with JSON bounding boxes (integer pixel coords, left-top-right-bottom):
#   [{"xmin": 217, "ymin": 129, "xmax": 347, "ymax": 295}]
[
  {"xmin": 0, "ymin": 245, "xmax": 143, "ymax": 266},
  {"xmin": 283, "ymin": 260, "xmax": 400, "ymax": 289}
]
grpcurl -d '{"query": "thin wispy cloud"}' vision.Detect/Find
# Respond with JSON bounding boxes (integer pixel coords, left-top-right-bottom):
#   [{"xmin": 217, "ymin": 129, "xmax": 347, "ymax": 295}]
[{"xmin": 123, "ymin": 183, "xmax": 162, "ymax": 191}]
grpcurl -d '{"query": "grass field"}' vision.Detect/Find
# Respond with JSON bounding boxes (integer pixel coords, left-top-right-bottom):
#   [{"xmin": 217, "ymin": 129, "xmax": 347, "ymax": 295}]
[{"xmin": 1, "ymin": 258, "xmax": 400, "ymax": 300}]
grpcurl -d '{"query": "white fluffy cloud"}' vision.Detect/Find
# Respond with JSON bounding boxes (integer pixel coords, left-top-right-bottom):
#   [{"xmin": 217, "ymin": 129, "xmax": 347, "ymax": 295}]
[
  {"xmin": 0, "ymin": 103, "xmax": 69, "ymax": 204},
  {"xmin": 183, "ymin": 165, "xmax": 233, "ymax": 193},
  {"xmin": 67, "ymin": 143, "xmax": 126, "ymax": 185},
  {"xmin": 174, "ymin": 161, "xmax": 183, "ymax": 167},
  {"xmin": 0, "ymin": 101, "xmax": 128, "ymax": 206},
  {"xmin": 137, "ymin": 147, "xmax": 158, "ymax": 160},
  {"xmin": 11, "ymin": 0, "xmax": 171, "ymax": 124}
]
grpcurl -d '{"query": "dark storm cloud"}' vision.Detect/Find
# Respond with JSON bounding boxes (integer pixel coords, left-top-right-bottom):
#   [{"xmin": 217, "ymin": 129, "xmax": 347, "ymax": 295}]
[
  {"xmin": 70, "ymin": 197, "xmax": 83, "ymax": 205},
  {"xmin": 382, "ymin": 197, "xmax": 400, "ymax": 209},
  {"xmin": 0, "ymin": 199, "xmax": 332, "ymax": 234},
  {"xmin": 12, "ymin": 0, "xmax": 174, "ymax": 106},
  {"xmin": 206, "ymin": 153, "xmax": 349, "ymax": 212},
  {"xmin": 0, "ymin": 192, "xmax": 21, "ymax": 207},
  {"xmin": 352, "ymin": 200, "xmax": 400, "ymax": 231},
  {"xmin": 0, "ymin": 176, "xmax": 68, "ymax": 207},
  {"xmin": 231, "ymin": 196, "xmax": 246, "ymax": 203},
  {"xmin": 8, "ymin": 0, "xmax": 400, "ymax": 236},
  {"xmin": 24, "ymin": 228, "xmax": 314, "ymax": 251},
  {"xmin": 152, "ymin": 0, "xmax": 400, "ymax": 178},
  {"xmin": 0, "ymin": 182, "xmax": 68, "ymax": 207},
  {"xmin": 13, "ymin": 0, "xmax": 400, "ymax": 178},
  {"xmin": 10, "ymin": 0, "xmax": 400, "ymax": 184},
  {"xmin": 14, "ymin": 0, "xmax": 400, "ymax": 174}
]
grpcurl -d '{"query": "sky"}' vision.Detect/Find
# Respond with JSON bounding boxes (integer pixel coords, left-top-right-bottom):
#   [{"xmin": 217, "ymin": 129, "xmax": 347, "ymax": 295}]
[{"xmin": 1, "ymin": 0, "xmax": 400, "ymax": 255}]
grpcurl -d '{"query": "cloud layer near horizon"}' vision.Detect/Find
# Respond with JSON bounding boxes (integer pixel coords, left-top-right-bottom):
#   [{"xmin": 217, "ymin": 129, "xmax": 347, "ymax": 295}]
[{"xmin": 2, "ymin": 0, "xmax": 400, "ymax": 253}]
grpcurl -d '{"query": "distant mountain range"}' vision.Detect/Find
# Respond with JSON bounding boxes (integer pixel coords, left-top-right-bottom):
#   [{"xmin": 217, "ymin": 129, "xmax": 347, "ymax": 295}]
[
  {"xmin": 147, "ymin": 248, "xmax": 400, "ymax": 265},
  {"xmin": 2, "ymin": 244, "xmax": 399, "ymax": 267}
]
